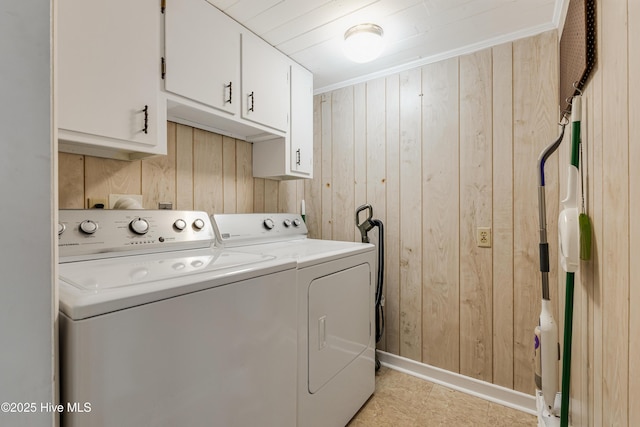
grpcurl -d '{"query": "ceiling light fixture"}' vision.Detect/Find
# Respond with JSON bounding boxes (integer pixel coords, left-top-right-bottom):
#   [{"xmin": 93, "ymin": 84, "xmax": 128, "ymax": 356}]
[{"xmin": 343, "ymin": 23, "xmax": 384, "ymax": 63}]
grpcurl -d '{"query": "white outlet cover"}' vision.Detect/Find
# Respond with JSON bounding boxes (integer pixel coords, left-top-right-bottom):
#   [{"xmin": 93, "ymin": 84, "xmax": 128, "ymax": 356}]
[{"xmin": 108, "ymin": 194, "xmax": 143, "ymax": 209}]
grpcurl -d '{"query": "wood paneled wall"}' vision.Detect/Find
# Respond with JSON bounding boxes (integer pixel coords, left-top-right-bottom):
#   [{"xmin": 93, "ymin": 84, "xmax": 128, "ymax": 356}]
[
  {"xmin": 571, "ymin": 0, "xmax": 640, "ymax": 425},
  {"xmin": 58, "ymin": 122, "xmax": 305, "ymax": 213},
  {"xmin": 304, "ymin": 30, "xmax": 560, "ymax": 394},
  {"xmin": 308, "ymin": 9, "xmax": 640, "ymax": 423}
]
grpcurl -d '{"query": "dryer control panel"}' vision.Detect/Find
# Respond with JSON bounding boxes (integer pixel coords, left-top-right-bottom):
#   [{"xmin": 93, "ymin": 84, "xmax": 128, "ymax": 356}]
[
  {"xmin": 212, "ymin": 213, "xmax": 308, "ymax": 247},
  {"xmin": 59, "ymin": 209, "xmax": 215, "ymax": 262}
]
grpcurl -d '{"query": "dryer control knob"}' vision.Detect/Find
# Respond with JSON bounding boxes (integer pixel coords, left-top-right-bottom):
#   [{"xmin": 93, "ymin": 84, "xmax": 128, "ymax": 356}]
[
  {"xmin": 58, "ymin": 223, "xmax": 66, "ymax": 235},
  {"xmin": 79, "ymin": 220, "xmax": 98, "ymax": 234},
  {"xmin": 174, "ymin": 219, "xmax": 187, "ymax": 231},
  {"xmin": 129, "ymin": 218, "xmax": 150, "ymax": 235},
  {"xmin": 263, "ymin": 218, "xmax": 275, "ymax": 230},
  {"xmin": 293, "ymin": 218, "xmax": 302, "ymax": 227},
  {"xmin": 283, "ymin": 219, "xmax": 291, "ymax": 227},
  {"xmin": 193, "ymin": 218, "xmax": 205, "ymax": 230}
]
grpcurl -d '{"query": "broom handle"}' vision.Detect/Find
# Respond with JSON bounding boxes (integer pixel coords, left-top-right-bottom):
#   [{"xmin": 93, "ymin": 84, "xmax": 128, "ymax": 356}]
[{"xmin": 560, "ymin": 94, "xmax": 581, "ymax": 427}]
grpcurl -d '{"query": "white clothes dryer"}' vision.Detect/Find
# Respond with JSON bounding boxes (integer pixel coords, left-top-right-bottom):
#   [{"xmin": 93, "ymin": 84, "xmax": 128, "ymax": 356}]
[
  {"xmin": 212, "ymin": 213, "xmax": 376, "ymax": 427},
  {"xmin": 58, "ymin": 210, "xmax": 297, "ymax": 427}
]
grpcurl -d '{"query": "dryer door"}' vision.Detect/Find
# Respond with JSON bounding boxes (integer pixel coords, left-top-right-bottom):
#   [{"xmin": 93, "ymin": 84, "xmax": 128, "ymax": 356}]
[{"xmin": 308, "ymin": 263, "xmax": 371, "ymax": 393}]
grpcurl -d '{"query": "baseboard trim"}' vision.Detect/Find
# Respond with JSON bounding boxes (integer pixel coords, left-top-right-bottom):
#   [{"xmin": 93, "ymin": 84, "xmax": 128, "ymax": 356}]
[{"xmin": 377, "ymin": 350, "xmax": 537, "ymax": 416}]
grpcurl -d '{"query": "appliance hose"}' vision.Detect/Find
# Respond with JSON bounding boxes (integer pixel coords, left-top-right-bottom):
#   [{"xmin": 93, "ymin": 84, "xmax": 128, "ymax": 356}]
[
  {"xmin": 355, "ymin": 204, "xmax": 385, "ymax": 370},
  {"xmin": 372, "ymin": 219, "xmax": 385, "ymax": 344}
]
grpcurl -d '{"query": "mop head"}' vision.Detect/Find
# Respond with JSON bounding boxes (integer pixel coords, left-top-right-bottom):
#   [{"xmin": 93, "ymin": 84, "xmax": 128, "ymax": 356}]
[
  {"xmin": 536, "ymin": 390, "xmax": 562, "ymax": 427},
  {"xmin": 579, "ymin": 213, "xmax": 592, "ymax": 260}
]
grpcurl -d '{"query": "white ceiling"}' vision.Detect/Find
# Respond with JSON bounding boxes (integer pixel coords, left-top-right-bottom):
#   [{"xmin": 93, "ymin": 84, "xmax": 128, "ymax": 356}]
[{"xmin": 207, "ymin": 0, "xmax": 566, "ymax": 93}]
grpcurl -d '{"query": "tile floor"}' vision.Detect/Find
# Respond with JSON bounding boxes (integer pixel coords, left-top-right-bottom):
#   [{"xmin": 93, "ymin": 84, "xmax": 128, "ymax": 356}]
[{"xmin": 347, "ymin": 366, "xmax": 538, "ymax": 426}]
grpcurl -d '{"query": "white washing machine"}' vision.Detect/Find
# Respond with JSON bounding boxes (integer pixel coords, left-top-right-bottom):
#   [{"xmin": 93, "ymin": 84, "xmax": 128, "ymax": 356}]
[
  {"xmin": 212, "ymin": 213, "xmax": 376, "ymax": 427},
  {"xmin": 58, "ymin": 209, "xmax": 298, "ymax": 427}
]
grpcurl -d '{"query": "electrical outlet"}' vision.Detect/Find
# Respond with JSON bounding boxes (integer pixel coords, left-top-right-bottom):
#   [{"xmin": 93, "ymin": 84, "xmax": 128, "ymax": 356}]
[{"xmin": 477, "ymin": 227, "xmax": 492, "ymax": 248}]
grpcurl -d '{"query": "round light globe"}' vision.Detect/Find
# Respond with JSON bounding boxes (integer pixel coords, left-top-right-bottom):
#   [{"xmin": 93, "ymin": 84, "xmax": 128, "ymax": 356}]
[{"xmin": 343, "ymin": 24, "xmax": 384, "ymax": 63}]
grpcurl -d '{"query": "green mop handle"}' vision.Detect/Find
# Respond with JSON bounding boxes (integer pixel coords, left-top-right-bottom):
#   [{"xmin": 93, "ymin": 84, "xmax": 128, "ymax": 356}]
[
  {"xmin": 560, "ymin": 94, "xmax": 581, "ymax": 427},
  {"xmin": 560, "ymin": 272, "xmax": 574, "ymax": 426}
]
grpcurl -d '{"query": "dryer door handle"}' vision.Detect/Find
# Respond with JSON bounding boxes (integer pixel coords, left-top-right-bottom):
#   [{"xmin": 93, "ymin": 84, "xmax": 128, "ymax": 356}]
[{"xmin": 318, "ymin": 315, "xmax": 327, "ymax": 350}]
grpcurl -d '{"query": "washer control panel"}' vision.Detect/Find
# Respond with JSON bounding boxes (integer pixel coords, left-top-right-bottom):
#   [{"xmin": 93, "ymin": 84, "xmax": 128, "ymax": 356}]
[
  {"xmin": 59, "ymin": 210, "xmax": 215, "ymax": 262},
  {"xmin": 213, "ymin": 213, "xmax": 308, "ymax": 247}
]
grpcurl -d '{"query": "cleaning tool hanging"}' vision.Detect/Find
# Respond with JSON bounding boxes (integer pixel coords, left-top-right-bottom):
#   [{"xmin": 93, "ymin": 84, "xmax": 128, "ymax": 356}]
[
  {"xmin": 558, "ymin": 94, "xmax": 582, "ymax": 427},
  {"xmin": 356, "ymin": 204, "xmax": 385, "ymax": 370},
  {"xmin": 536, "ymin": 120, "xmax": 566, "ymax": 419},
  {"xmin": 559, "ymin": 96, "xmax": 581, "ymax": 274}
]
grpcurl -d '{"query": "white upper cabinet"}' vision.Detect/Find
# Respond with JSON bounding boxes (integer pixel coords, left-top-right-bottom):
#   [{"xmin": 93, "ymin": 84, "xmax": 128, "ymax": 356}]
[
  {"xmin": 253, "ymin": 62, "xmax": 313, "ymax": 180},
  {"xmin": 56, "ymin": 0, "xmax": 312, "ymax": 175},
  {"xmin": 290, "ymin": 63, "xmax": 313, "ymax": 176},
  {"xmin": 57, "ymin": 0, "xmax": 165, "ymax": 160},
  {"xmin": 241, "ymin": 32, "xmax": 290, "ymax": 133},
  {"xmin": 164, "ymin": 0, "xmax": 240, "ymax": 115}
]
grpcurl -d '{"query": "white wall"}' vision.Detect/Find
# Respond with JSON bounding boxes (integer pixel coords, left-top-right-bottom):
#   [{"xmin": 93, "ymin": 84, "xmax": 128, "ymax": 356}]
[{"xmin": 0, "ymin": 1, "xmax": 55, "ymax": 426}]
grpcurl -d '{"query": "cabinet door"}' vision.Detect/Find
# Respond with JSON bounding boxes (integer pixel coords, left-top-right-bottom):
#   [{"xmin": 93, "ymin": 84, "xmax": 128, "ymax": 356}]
[
  {"xmin": 241, "ymin": 33, "xmax": 290, "ymax": 132},
  {"xmin": 57, "ymin": 0, "xmax": 161, "ymax": 148},
  {"xmin": 290, "ymin": 64, "xmax": 313, "ymax": 176},
  {"xmin": 164, "ymin": 0, "xmax": 240, "ymax": 115}
]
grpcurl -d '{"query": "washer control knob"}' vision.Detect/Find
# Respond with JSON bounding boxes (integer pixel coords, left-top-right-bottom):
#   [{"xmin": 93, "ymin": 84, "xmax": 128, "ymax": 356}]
[
  {"xmin": 174, "ymin": 219, "xmax": 187, "ymax": 231},
  {"xmin": 293, "ymin": 218, "xmax": 302, "ymax": 227},
  {"xmin": 283, "ymin": 219, "xmax": 291, "ymax": 227},
  {"xmin": 79, "ymin": 220, "xmax": 98, "ymax": 234},
  {"xmin": 263, "ymin": 218, "xmax": 275, "ymax": 230},
  {"xmin": 129, "ymin": 218, "xmax": 150, "ymax": 235},
  {"xmin": 58, "ymin": 223, "xmax": 66, "ymax": 236},
  {"xmin": 193, "ymin": 218, "xmax": 205, "ymax": 230}
]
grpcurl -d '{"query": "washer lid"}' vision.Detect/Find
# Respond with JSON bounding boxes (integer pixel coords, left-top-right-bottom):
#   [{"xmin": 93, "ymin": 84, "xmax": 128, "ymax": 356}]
[
  {"xmin": 226, "ymin": 238, "xmax": 374, "ymax": 268},
  {"xmin": 59, "ymin": 247, "xmax": 295, "ymax": 320}
]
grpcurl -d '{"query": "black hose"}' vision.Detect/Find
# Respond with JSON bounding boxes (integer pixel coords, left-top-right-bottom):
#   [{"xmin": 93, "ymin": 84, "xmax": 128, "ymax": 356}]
[
  {"xmin": 371, "ymin": 219, "xmax": 385, "ymax": 344},
  {"xmin": 355, "ymin": 205, "xmax": 385, "ymax": 370}
]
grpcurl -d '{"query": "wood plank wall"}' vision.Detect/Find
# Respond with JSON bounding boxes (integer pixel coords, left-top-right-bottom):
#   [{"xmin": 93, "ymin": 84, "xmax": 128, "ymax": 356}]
[
  {"xmin": 304, "ymin": 30, "xmax": 560, "ymax": 394},
  {"xmin": 574, "ymin": 0, "xmax": 639, "ymax": 425},
  {"xmin": 58, "ymin": 122, "xmax": 305, "ymax": 213}
]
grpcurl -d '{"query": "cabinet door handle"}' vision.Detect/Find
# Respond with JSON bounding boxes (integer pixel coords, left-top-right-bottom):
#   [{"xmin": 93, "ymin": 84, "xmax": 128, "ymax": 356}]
[
  {"xmin": 225, "ymin": 81, "xmax": 232, "ymax": 104},
  {"xmin": 248, "ymin": 91, "xmax": 254, "ymax": 112},
  {"xmin": 296, "ymin": 148, "xmax": 301, "ymax": 165},
  {"xmin": 142, "ymin": 105, "xmax": 149, "ymax": 134}
]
